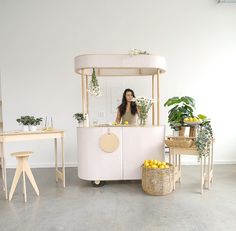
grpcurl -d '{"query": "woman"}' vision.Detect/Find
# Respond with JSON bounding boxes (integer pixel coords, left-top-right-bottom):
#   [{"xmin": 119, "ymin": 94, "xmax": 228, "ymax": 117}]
[{"xmin": 116, "ymin": 88, "xmax": 138, "ymax": 125}]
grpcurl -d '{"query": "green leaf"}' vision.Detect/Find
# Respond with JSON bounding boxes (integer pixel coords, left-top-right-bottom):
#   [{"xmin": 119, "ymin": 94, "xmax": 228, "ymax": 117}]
[
  {"xmin": 164, "ymin": 97, "xmax": 181, "ymax": 107},
  {"xmin": 180, "ymin": 96, "xmax": 195, "ymax": 108},
  {"xmin": 197, "ymin": 114, "xmax": 207, "ymax": 120}
]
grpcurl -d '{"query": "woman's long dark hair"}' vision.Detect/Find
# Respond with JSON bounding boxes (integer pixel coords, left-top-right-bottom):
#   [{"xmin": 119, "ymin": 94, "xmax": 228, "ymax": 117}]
[{"xmin": 118, "ymin": 89, "xmax": 138, "ymax": 117}]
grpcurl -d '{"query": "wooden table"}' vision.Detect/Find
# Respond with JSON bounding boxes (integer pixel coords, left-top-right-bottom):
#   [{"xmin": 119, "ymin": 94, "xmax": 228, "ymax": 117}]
[
  {"xmin": 0, "ymin": 129, "xmax": 65, "ymax": 199},
  {"xmin": 167, "ymin": 137, "xmax": 214, "ymax": 194}
]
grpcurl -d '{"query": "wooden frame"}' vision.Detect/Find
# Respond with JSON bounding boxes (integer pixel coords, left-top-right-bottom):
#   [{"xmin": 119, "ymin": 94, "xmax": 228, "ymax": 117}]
[
  {"xmin": 168, "ymin": 141, "xmax": 214, "ymax": 194},
  {"xmin": 75, "ymin": 54, "xmax": 166, "ymax": 127},
  {"xmin": 0, "ymin": 130, "xmax": 65, "ymax": 200}
]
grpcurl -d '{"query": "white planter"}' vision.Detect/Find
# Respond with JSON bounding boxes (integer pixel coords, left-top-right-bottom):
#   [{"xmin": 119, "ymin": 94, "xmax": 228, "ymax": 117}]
[
  {"xmin": 173, "ymin": 130, "xmax": 179, "ymax": 137},
  {"xmin": 23, "ymin": 125, "xmax": 29, "ymax": 132},
  {"xmin": 29, "ymin": 125, "xmax": 37, "ymax": 131}
]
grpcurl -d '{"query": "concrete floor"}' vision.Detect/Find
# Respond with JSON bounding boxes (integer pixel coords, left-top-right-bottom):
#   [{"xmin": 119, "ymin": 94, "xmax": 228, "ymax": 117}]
[{"xmin": 0, "ymin": 165, "xmax": 236, "ymax": 231}]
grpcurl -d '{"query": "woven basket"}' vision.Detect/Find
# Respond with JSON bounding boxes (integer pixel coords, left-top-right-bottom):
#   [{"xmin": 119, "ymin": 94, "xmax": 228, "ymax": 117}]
[
  {"xmin": 141, "ymin": 164, "xmax": 174, "ymax": 196},
  {"xmin": 165, "ymin": 137, "xmax": 194, "ymax": 148}
]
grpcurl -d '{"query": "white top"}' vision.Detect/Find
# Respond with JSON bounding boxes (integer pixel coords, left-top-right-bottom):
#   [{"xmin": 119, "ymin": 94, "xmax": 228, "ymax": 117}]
[{"xmin": 74, "ymin": 54, "xmax": 166, "ymax": 76}]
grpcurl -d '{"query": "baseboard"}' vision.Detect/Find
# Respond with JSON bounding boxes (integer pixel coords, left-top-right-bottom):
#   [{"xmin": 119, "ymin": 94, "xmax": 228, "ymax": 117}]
[
  {"xmin": 6, "ymin": 162, "xmax": 78, "ymax": 169},
  {"xmin": 5, "ymin": 160, "xmax": 236, "ymax": 169},
  {"xmin": 175, "ymin": 160, "xmax": 236, "ymax": 165}
]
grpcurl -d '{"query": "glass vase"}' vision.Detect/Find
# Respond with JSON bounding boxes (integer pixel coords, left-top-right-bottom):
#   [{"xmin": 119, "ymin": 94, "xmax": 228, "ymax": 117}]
[{"xmin": 138, "ymin": 115, "xmax": 147, "ymax": 126}]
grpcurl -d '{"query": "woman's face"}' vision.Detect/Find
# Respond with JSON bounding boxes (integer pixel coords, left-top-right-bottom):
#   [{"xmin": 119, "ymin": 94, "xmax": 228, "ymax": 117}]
[{"xmin": 125, "ymin": 91, "xmax": 134, "ymax": 102}]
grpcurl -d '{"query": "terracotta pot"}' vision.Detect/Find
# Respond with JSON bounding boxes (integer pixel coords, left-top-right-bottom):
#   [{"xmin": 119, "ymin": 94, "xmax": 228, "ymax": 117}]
[
  {"xmin": 189, "ymin": 126, "xmax": 197, "ymax": 137},
  {"xmin": 179, "ymin": 126, "xmax": 186, "ymax": 136}
]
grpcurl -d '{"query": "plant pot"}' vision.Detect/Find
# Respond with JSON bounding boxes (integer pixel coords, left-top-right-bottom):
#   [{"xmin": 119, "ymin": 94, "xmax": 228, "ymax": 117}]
[
  {"xmin": 189, "ymin": 126, "xmax": 197, "ymax": 137},
  {"xmin": 78, "ymin": 122, "xmax": 84, "ymax": 127},
  {"xmin": 173, "ymin": 130, "xmax": 179, "ymax": 137},
  {"xmin": 23, "ymin": 125, "xmax": 29, "ymax": 132},
  {"xmin": 179, "ymin": 126, "xmax": 186, "ymax": 137},
  {"xmin": 29, "ymin": 125, "xmax": 37, "ymax": 131}
]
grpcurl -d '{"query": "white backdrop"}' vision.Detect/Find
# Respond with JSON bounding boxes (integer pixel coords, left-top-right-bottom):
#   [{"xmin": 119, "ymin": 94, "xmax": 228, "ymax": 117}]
[{"xmin": 0, "ymin": 0, "xmax": 236, "ymax": 167}]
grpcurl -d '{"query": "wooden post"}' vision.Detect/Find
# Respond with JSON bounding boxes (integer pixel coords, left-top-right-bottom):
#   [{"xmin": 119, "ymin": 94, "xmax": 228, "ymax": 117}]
[
  {"xmin": 157, "ymin": 69, "xmax": 160, "ymax": 126},
  {"xmin": 86, "ymin": 75, "xmax": 89, "ymax": 115},
  {"xmin": 152, "ymin": 75, "xmax": 155, "ymax": 126},
  {"xmin": 81, "ymin": 69, "xmax": 85, "ymax": 127}
]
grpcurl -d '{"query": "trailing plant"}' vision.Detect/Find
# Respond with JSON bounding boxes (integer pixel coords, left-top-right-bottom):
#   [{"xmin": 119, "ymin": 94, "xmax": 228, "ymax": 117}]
[
  {"xmin": 88, "ymin": 68, "xmax": 101, "ymax": 97},
  {"xmin": 164, "ymin": 96, "xmax": 195, "ymax": 130},
  {"xmin": 74, "ymin": 113, "xmax": 86, "ymax": 123},
  {"xmin": 195, "ymin": 115, "xmax": 213, "ymax": 158}
]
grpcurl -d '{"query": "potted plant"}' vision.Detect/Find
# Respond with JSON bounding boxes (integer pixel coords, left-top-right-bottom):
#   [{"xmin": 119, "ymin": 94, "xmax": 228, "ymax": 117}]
[
  {"xmin": 164, "ymin": 96, "xmax": 195, "ymax": 136},
  {"xmin": 74, "ymin": 113, "xmax": 87, "ymax": 127},
  {"xmin": 16, "ymin": 116, "xmax": 31, "ymax": 131},
  {"xmin": 16, "ymin": 116, "xmax": 43, "ymax": 132},
  {"xmin": 28, "ymin": 116, "xmax": 43, "ymax": 131}
]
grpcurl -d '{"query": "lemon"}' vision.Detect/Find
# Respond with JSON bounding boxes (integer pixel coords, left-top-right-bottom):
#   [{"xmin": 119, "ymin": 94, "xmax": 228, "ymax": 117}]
[
  {"xmin": 157, "ymin": 161, "xmax": 162, "ymax": 165},
  {"xmin": 160, "ymin": 165, "xmax": 165, "ymax": 169},
  {"xmin": 153, "ymin": 160, "xmax": 158, "ymax": 164},
  {"xmin": 124, "ymin": 121, "xmax": 129, "ymax": 125}
]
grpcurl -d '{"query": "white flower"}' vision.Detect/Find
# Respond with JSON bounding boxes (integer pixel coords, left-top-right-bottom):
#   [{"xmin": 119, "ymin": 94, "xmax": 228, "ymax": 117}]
[
  {"xmin": 133, "ymin": 96, "xmax": 154, "ymax": 119},
  {"xmin": 128, "ymin": 49, "xmax": 150, "ymax": 56}
]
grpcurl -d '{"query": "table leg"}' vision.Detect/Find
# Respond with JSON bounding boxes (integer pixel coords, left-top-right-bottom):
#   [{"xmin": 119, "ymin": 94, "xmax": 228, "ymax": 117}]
[
  {"xmin": 178, "ymin": 154, "xmax": 181, "ymax": 183},
  {"xmin": 54, "ymin": 138, "xmax": 58, "ymax": 182},
  {"xmin": 207, "ymin": 152, "xmax": 210, "ymax": 189},
  {"xmin": 61, "ymin": 137, "xmax": 65, "ymax": 188},
  {"xmin": 170, "ymin": 148, "xmax": 175, "ymax": 190},
  {"xmin": 210, "ymin": 141, "xmax": 214, "ymax": 184},
  {"xmin": 201, "ymin": 156, "xmax": 203, "ymax": 194},
  {"xmin": 203, "ymin": 154, "xmax": 206, "ymax": 188},
  {"xmin": 1, "ymin": 143, "xmax": 8, "ymax": 200},
  {"xmin": 169, "ymin": 148, "xmax": 171, "ymax": 164}
]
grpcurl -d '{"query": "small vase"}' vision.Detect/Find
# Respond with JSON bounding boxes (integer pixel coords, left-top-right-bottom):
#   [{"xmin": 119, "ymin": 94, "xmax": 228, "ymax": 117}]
[
  {"xmin": 78, "ymin": 122, "xmax": 84, "ymax": 127},
  {"xmin": 173, "ymin": 130, "xmax": 179, "ymax": 137},
  {"xmin": 23, "ymin": 125, "xmax": 29, "ymax": 132},
  {"xmin": 29, "ymin": 125, "xmax": 37, "ymax": 131},
  {"xmin": 139, "ymin": 116, "xmax": 147, "ymax": 126}
]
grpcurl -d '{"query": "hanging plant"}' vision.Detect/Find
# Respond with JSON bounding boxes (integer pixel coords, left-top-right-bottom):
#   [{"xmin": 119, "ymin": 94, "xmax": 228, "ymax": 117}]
[
  {"xmin": 195, "ymin": 115, "xmax": 213, "ymax": 159},
  {"xmin": 88, "ymin": 68, "xmax": 102, "ymax": 97}
]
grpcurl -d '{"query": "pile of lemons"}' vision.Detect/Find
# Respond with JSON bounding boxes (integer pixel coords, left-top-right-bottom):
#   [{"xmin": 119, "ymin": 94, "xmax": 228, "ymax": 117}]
[
  {"xmin": 184, "ymin": 117, "xmax": 202, "ymax": 123},
  {"xmin": 112, "ymin": 121, "xmax": 129, "ymax": 126},
  {"xmin": 143, "ymin": 160, "xmax": 169, "ymax": 169}
]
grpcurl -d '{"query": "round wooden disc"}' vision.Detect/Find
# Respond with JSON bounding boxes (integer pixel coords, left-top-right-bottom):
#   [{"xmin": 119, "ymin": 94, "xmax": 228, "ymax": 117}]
[{"xmin": 99, "ymin": 133, "xmax": 119, "ymax": 153}]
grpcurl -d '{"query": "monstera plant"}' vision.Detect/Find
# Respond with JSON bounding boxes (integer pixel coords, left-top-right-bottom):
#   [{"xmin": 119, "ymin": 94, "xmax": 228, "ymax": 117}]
[{"xmin": 164, "ymin": 96, "xmax": 195, "ymax": 133}]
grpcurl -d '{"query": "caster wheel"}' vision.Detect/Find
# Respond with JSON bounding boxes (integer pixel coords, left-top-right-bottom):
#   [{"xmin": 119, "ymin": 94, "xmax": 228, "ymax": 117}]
[{"xmin": 91, "ymin": 180, "xmax": 105, "ymax": 187}]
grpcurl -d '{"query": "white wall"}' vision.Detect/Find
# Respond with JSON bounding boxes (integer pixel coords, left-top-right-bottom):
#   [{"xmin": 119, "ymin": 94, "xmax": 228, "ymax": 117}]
[{"xmin": 0, "ymin": 0, "xmax": 236, "ymax": 167}]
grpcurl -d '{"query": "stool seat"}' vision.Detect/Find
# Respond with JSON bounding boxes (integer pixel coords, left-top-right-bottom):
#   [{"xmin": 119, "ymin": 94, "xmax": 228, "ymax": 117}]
[
  {"xmin": 9, "ymin": 151, "xmax": 39, "ymax": 202},
  {"xmin": 11, "ymin": 151, "xmax": 33, "ymax": 157}
]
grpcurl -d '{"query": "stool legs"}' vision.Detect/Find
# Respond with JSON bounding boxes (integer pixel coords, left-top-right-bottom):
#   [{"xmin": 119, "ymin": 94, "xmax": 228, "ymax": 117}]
[
  {"xmin": 9, "ymin": 156, "xmax": 39, "ymax": 202},
  {"xmin": 9, "ymin": 159, "xmax": 23, "ymax": 201},
  {"xmin": 23, "ymin": 158, "xmax": 39, "ymax": 196}
]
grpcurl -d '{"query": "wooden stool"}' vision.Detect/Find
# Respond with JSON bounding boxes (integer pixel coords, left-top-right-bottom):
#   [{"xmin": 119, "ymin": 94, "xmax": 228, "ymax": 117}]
[{"xmin": 9, "ymin": 151, "xmax": 39, "ymax": 202}]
